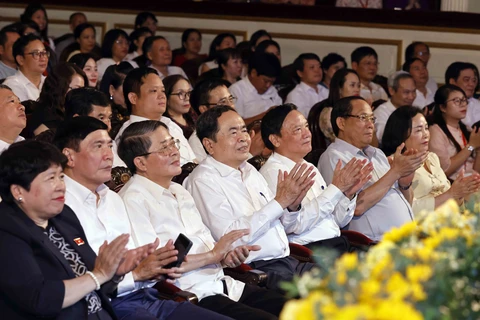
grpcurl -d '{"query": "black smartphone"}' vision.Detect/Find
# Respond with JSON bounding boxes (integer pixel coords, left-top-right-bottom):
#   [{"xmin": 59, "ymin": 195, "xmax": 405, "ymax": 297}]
[{"xmin": 164, "ymin": 233, "xmax": 193, "ymax": 269}]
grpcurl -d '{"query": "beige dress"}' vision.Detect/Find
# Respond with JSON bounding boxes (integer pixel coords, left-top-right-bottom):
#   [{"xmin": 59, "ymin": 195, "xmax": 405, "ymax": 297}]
[{"xmin": 412, "ymin": 152, "xmax": 451, "ymax": 216}]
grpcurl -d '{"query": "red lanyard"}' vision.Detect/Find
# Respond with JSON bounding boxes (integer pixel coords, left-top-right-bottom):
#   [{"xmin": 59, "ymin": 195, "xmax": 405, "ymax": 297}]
[{"xmin": 461, "ymin": 131, "xmax": 469, "ymax": 170}]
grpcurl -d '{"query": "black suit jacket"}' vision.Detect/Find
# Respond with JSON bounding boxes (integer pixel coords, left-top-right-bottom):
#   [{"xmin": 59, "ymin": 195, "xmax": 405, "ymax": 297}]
[{"xmin": 0, "ymin": 202, "xmax": 118, "ymax": 320}]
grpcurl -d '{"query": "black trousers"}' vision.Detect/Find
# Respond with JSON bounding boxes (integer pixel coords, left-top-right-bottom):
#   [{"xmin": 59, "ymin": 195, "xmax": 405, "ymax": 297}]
[
  {"xmin": 304, "ymin": 235, "xmax": 351, "ymax": 254},
  {"xmin": 248, "ymin": 256, "xmax": 315, "ymax": 292},
  {"xmin": 197, "ymin": 283, "xmax": 287, "ymax": 320}
]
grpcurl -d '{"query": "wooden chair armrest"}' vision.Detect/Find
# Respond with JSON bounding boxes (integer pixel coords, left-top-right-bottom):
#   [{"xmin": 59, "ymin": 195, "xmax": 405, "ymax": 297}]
[
  {"xmin": 223, "ymin": 264, "xmax": 268, "ymax": 286},
  {"xmin": 154, "ymin": 280, "xmax": 198, "ymax": 304},
  {"xmin": 289, "ymin": 243, "xmax": 314, "ymax": 263}
]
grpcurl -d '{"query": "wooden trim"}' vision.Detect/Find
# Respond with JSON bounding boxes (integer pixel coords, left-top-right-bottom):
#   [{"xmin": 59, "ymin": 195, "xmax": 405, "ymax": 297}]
[
  {"xmin": 420, "ymin": 41, "xmax": 480, "ymax": 51},
  {"xmin": 113, "ymin": 23, "xmax": 247, "ymax": 41},
  {"xmin": 270, "ymin": 33, "xmax": 403, "ymax": 70}
]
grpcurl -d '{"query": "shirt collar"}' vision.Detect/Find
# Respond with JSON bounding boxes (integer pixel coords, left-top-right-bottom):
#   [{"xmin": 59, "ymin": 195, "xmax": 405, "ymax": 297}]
[
  {"xmin": 0, "ymin": 135, "xmax": 24, "ymax": 152},
  {"xmin": 64, "ymin": 175, "xmax": 108, "ymax": 205},
  {"xmin": 269, "ymin": 152, "xmax": 304, "ymax": 170},
  {"xmin": 16, "ymin": 69, "xmax": 45, "ymax": 87},
  {"xmin": 333, "ymin": 137, "xmax": 377, "ymax": 159},
  {"xmin": 244, "ymin": 76, "xmax": 258, "ymax": 94},
  {"xmin": 130, "ymin": 174, "xmax": 168, "ymax": 200},
  {"xmin": 205, "ymin": 155, "xmax": 246, "ymax": 177},
  {"xmin": 299, "ymin": 81, "xmax": 320, "ymax": 93}
]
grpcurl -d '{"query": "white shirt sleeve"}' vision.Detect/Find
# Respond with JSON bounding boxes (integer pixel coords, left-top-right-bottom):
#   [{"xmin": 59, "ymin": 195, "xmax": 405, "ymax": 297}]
[{"xmin": 229, "ymin": 84, "xmax": 245, "ymax": 118}]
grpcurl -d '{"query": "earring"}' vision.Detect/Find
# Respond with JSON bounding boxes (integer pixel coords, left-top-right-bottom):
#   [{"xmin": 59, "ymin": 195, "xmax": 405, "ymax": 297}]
[
  {"xmin": 17, "ymin": 197, "xmax": 23, "ymax": 203},
  {"xmin": 110, "ymin": 95, "xmax": 113, "ymax": 100}
]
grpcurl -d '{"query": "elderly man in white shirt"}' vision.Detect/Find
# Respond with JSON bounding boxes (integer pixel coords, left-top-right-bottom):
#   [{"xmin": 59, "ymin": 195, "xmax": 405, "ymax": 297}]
[
  {"xmin": 374, "ymin": 72, "xmax": 416, "ymax": 144},
  {"xmin": 117, "ymin": 120, "xmax": 287, "ymax": 319},
  {"xmin": 229, "ymin": 52, "xmax": 282, "ymax": 124},
  {"xmin": 3, "ymin": 34, "xmax": 47, "ymax": 102},
  {"xmin": 286, "ymin": 53, "xmax": 329, "ymax": 117},
  {"xmin": 259, "ymin": 104, "xmax": 373, "ymax": 253},
  {"xmin": 115, "ymin": 67, "xmax": 197, "ymax": 166},
  {"xmin": 143, "ymin": 36, "xmax": 188, "ymax": 80},
  {"xmin": 184, "ymin": 105, "xmax": 317, "ymax": 291},
  {"xmin": 54, "ymin": 116, "xmax": 230, "ymax": 320},
  {"xmin": 0, "ymin": 85, "xmax": 25, "ymax": 154},
  {"xmin": 319, "ymin": 96, "xmax": 427, "ymax": 241}
]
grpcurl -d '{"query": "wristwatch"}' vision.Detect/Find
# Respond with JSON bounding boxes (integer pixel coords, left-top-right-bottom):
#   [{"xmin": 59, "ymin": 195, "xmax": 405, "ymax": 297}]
[{"xmin": 467, "ymin": 144, "xmax": 475, "ymax": 153}]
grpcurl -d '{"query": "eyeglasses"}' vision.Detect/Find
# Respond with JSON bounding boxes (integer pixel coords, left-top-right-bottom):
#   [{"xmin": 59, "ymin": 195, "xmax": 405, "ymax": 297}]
[
  {"xmin": 446, "ymin": 97, "xmax": 468, "ymax": 106},
  {"xmin": 25, "ymin": 50, "xmax": 50, "ymax": 60},
  {"xmin": 170, "ymin": 91, "xmax": 192, "ymax": 100},
  {"xmin": 417, "ymin": 51, "xmax": 430, "ymax": 57},
  {"xmin": 138, "ymin": 138, "xmax": 181, "ymax": 157},
  {"xmin": 344, "ymin": 114, "xmax": 377, "ymax": 123},
  {"xmin": 206, "ymin": 95, "xmax": 237, "ymax": 106},
  {"xmin": 115, "ymin": 39, "xmax": 130, "ymax": 46}
]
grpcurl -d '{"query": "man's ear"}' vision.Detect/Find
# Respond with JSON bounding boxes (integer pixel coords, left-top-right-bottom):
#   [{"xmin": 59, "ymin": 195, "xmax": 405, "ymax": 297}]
[
  {"xmin": 198, "ymin": 105, "xmax": 208, "ymax": 114},
  {"xmin": 133, "ymin": 156, "xmax": 147, "ymax": 173},
  {"xmin": 127, "ymin": 92, "xmax": 137, "ymax": 106},
  {"xmin": 202, "ymin": 138, "xmax": 214, "ymax": 155},
  {"xmin": 448, "ymin": 78, "xmax": 456, "ymax": 85},
  {"xmin": 0, "ymin": 45, "xmax": 5, "ymax": 56},
  {"xmin": 146, "ymin": 50, "xmax": 153, "ymax": 61},
  {"xmin": 62, "ymin": 148, "xmax": 75, "ymax": 168},
  {"xmin": 296, "ymin": 69, "xmax": 303, "ymax": 80},
  {"xmin": 269, "ymin": 134, "xmax": 281, "ymax": 149},
  {"xmin": 15, "ymin": 55, "xmax": 24, "ymax": 67},
  {"xmin": 336, "ymin": 117, "xmax": 346, "ymax": 132},
  {"xmin": 351, "ymin": 61, "xmax": 358, "ymax": 71},
  {"xmin": 388, "ymin": 87, "xmax": 395, "ymax": 97}
]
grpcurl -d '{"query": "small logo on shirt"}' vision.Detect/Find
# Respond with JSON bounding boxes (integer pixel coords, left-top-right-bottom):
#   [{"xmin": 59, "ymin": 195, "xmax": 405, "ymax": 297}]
[{"xmin": 74, "ymin": 237, "xmax": 85, "ymax": 246}]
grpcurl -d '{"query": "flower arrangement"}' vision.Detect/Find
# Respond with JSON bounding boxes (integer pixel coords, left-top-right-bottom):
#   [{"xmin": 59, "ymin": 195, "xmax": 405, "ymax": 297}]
[{"xmin": 281, "ymin": 198, "xmax": 480, "ymax": 320}]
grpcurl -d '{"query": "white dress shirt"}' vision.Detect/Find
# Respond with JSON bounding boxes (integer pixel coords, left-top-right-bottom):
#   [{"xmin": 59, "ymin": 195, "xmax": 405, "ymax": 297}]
[
  {"xmin": 64, "ymin": 175, "xmax": 153, "ymax": 296},
  {"xmin": 151, "ymin": 65, "xmax": 188, "ymax": 80},
  {"xmin": 3, "ymin": 70, "xmax": 45, "ymax": 102},
  {"xmin": 184, "ymin": 156, "xmax": 292, "ymax": 263},
  {"xmin": 412, "ymin": 88, "xmax": 434, "ymax": 110},
  {"xmin": 119, "ymin": 175, "xmax": 245, "ymax": 301},
  {"xmin": 112, "ymin": 140, "xmax": 127, "ymax": 168},
  {"xmin": 115, "ymin": 114, "xmax": 197, "ymax": 165},
  {"xmin": 318, "ymin": 138, "xmax": 414, "ymax": 241},
  {"xmin": 260, "ymin": 152, "xmax": 355, "ymax": 244},
  {"xmin": 373, "ymin": 99, "xmax": 397, "ymax": 143},
  {"xmin": 229, "ymin": 76, "xmax": 282, "ymax": 119},
  {"xmin": 462, "ymin": 97, "xmax": 480, "ymax": 129},
  {"xmin": 360, "ymin": 81, "xmax": 388, "ymax": 103},
  {"xmin": 285, "ymin": 82, "xmax": 329, "ymax": 117},
  {"xmin": 0, "ymin": 136, "xmax": 24, "ymax": 154},
  {"xmin": 188, "ymin": 130, "xmax": 208, "ymax": 162},
  {"xmin": 426, "ymin": 76, "xmax": 438, "ymax": 96}
]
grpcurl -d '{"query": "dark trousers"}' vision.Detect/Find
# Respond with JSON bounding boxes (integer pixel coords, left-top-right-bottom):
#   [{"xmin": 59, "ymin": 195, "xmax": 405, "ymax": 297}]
[
  {"xmin": 198, "ymin": 283, "xmax": 286, "ymax": 320},
  {"xmin": 304, "ymin": 235, "xmax": 351, "ymax": 254},
  {"xmin": 248, "ymin": 256, "xmax": 315, "ymax": 292},
  {"xmin": 111, "ymin": 288, "xmax": 232, "ymax": 320}
]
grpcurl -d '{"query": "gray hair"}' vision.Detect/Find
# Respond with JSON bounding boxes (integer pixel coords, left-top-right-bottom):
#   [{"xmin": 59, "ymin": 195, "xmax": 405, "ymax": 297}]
[{"xmin": 388, "ymin": 71, "xmax": 413, "ymax": 91}]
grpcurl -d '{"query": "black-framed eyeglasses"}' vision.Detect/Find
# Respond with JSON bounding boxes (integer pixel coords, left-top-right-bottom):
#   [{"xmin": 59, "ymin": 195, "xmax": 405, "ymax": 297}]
[
  {"xmin": 205, "ymin": 95, "xmax": 237, "ymax": 106},
  {"xmin": 25, "ymin": 50, "xmax": 50, "ymax": 60},
  {"xmin": 344, "ymin": 114, "xmax": 377, "ymax": 124},
  {"xmin": 138, "ymin": 138, "xmax": 181, "ymax": 157},
  {"xmin": 445, "ymin": 97, "xmax": 468, "ymax": 107},
  {"xmin": 170, "ymin": 91, "xmax": 193, "ymax": 100}
]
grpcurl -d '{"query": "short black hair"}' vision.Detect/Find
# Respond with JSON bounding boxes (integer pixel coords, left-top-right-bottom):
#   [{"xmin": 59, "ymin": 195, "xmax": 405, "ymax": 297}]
[
  {"xmin": 129, "ymin": 27, "xmax": 152, "ymax": 53},
  {"xmin": 327, "ymin": 68, "xmax": 359, "ymax": 104},
  {"xmin": 351, "ymin": 46, "xmax": 378, "ymax": 64},
  {"xmin": 249, "ymin": 29, "xmax": 271, "ymax": 50},
  {"xmin": 0, "ymin": 24, "xmax": 20, "ymax": 47},
  {"xmin": 117, "ymin": 120, "xmax": 167, "ymax": 174},
  {"xmin": 331, "ymin": 96, "xmax": 365, "ymax": 136},
  {"xmin": 99, "ymin": 61, "xmax": 134, "ymax": 97},
  {"xmin": 142, "ymin": 35, "xmax": 168, "ymax": 60},
  {"xmin": 123, "ymin": 67, "xmax": 159, "ymax": 114},
  {"xmin": 73, "ymin": 23, "xmax": 96, "ymax": 40},
  {"xmin": 196, "ymin": 105, "xmax": 236, "ymax": 154},
  {"xmin": 261, "ymin": 103, "xmax": 297, "ymax": 150},
  {"xmin": 293, "ymin": 53, "xmax": 321, "ymax": 81},
  {"xmin": 217, "ymin": 48, "xmax": 241, "ymax": 77},
  {"xmin": 101, "ymin": 29, "xmax": 129, "ymax": 58},
  {"xmin": 190, "ymin": 78, "xmax": 231, "ymax": 115},
  {"xmin": 248, "ymin": 52, "xmax": 281, "ymax": 78},
  {"xmin": 69, "ymin": 12, "xmax": 86, "ymax": 24},
  {"xmin": 322, "ymin": 53, "xmax": 347, "ymax": 70},
  {"xmin": 255, "ymin": 40, "xmax": 280, "ymax": 56},
  {"xmin": 381, "ymin": 106, "xmax": 423, "ymax": 156},
  {"xmin": 405, "ymin": 42, "xmax": 429, "ymax": 60},
  {"xmin": 207, "ymin": 33, "xmax": 236, "ymax": 60},
  {"xmin": 65, "ymin": 87, "xmax": 110, "ymax": 119},
  {"xmin": 53, "ymin": 116, "xmax": 108, "ymax": 152},
  {"xmin": 402, "ymin": 58, "xmax": 425, "ymax": 73},
  {"xmin": 0, "ymin": 140, "xmax": 67, "ymax": 203},
  {"xmin": 135, "ymin": 11, "xmax": 158, "ymax": 28},
  {"xmin": 12, "ymin": 33, "xmax": 43, "ymax": 66},
  {"xmin": 68, "ymin": 52, "xmax": 95, "ymax": 70},
  {"xmin": 445, "ymin": 62, "xmax": 477, "ymax": 84}
]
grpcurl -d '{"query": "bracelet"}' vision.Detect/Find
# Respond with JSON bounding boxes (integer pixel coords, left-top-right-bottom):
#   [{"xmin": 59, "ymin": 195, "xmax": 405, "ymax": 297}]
[
  {"xmin": 398, "ymin": 181, "xmax": 412, "ymax": 190},
  {"xmin": 86, "ymin": 271, "xmax": 101, "ymax": 291}
]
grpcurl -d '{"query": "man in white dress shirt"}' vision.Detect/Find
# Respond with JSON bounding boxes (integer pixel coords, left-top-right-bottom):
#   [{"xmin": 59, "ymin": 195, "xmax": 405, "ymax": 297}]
[
  {"xmin": 115, "ymin": 67, "xmax": 197, "ymax": 165},
  {"xmin": 64, "ymin": 87, "xmax": 126, "ymax": 168},
  {"xmin": 185, "ymin": 105, "xmax": 317, "ymax": 291},
  {"xmin": 3, "ymin": 34, "xmax": 47, "ymax": 102},
  {"xmin": 374, "ymin": 71, "xmax": 416, "ymax": 144},
  {"xmin": 0, "ymin": 25, "xmax": 20, "ymax": 80},
  {"xmin": 403, "ymin": 58, "xmax": 434, "ymax": 110},
  {"xmin": 117, "ymin": 120, "xmax": 287, "ymax": 319},
  {"xmin": 229, "ymin": 52, "xmax": 282, "ymax": 124},
  {"xmin": 445, "ymin": 62, "xmax": 480, "ymax": 129},
  {"xmin": 351, "ymin": 46, "xmax": 388, "ymax": 104},
  {"xmin": 143, "ymin": 36, "xmax": 188, "ymax": 80},
  {"xmin": 319, "ymin": 96, "xmax": 427, "ymax": 241},
  {"xmin": 54, "ymin": 116, "xmax": 230, "ymax": 320},
  {"xmin": 0, "ymin": 84, "xmax": 25, "ymax": 153},
  {"xmin": 259, "ymin": 104, "xmax": 373, "ymax": 253},
  {"xmin": 404, "ymin": 42, "xmax": 438, "ymax": 94},
  {"xmin": 286, "ymin": 53, "xmax": 329, "ymax": 117}
]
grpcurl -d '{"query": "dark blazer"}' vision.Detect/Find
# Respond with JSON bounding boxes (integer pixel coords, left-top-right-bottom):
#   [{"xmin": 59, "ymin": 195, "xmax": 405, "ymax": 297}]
[{"xmin": 0, "ymin": 202, "xmax": 118, "ymax": 320}]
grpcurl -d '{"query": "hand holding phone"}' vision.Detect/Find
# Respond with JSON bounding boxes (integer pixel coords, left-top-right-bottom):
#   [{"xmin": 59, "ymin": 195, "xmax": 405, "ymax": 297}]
[{"xmin": 163, "ymin": 233, "xmax": 193, "ymax": 270}]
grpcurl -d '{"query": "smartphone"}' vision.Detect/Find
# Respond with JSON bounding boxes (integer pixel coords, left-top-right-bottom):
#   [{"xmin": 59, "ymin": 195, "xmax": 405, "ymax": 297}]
[{"xmin": 164, "ymin": 233, "xmax": 193, "ymax": 269}]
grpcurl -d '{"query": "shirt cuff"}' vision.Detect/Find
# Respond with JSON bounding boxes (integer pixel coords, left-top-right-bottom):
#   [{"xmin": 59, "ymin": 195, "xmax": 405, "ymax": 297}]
[
  {"xmin": 116, "ymin": 271, "xmax": 135, "ymax": 296},
  {"xmin": 323, "ymin": 184, "xmax": 345, "ymax": 205}
]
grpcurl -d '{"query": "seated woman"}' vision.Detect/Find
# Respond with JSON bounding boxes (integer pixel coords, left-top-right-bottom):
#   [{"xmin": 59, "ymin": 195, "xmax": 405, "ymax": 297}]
[
  {"xmin": 199, "ymin": 33, "xmax": 237, "ymax": 75},
  {"xmin": 320, "ymin": 53, "xmax": 347, "ymax": 90},
  {"xmin": 68, "ymin": 53, "xmax": 99, "ymax": 88},
  {"xmin": 0, "ymin": 140, "xmax": 141, "ymax": 319},
  {"xmin": 163, "ymin": 74, "xmax": 196, "ymax": 139},
  {"xmin": 96, "ymin": 29, "xmax": 132, "ymax": 83},
  {"xmin": 428, "ymin": 84, "xmax": 480, "ymax": 180},
  {"xmin": 172, "ymin": 28, "xmax": 207, "ymax": 67},
  {"xmin": 381, "ymin": 106, "xmax": 480, "ymax": 216},
  {"xmin": 59, "ymin": 23, "xmax": 102, "ymax": 63},
  {"xmin": 125, "ymin": 27, "xmax": 153, "ymax": 61},
  {"xmin": 255, "ymin": 40, "xmax": 281, "ymax": 63},
  {"xmin": 216, "ymin": 48, "xmax": 242, "ymax": 85}
]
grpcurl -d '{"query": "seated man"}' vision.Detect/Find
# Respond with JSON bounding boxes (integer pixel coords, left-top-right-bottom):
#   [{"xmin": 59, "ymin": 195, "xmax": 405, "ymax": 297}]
[
  {"xmin": 319, "ymin": 96, "xmax": 427, "ymax": 241},
  {"xmin": 0, "ymin": 84, "xmax": 25, "ymax": 153},
  {"xmin": 3, "ymin": 33, "xmax": 47, "ymax": 102},
  {"xmin": 405, "ymin": 41, "xmax": 437, "ymax": 94},
  {"xmin": 184, "ymin": 105, "xmax": 316, "ymax": 290},
  {"xmin": 374, "ymin": 71, "xmax": 416, "ymax": 143},
  {"xmin": 229, "ymin": 52, "xmax": 282, "ymax": 124},
  {"xmin": 54, "ymin": 12, "xmax": 87, "ymax": 60},
  {"xmin": 64, "ymin": 86, "xmax": 126, "ymax": 167},
  {"xmin": 286, "ymin": 53, "xmax": 329, "ymax": 117},
  {"xmin": 403, "ymin": 58, "xmax": 434, "ymax": 109},
  {"xmin": 115, "ymin": 67, "xmax": 197, "ymax": 165},
  {"xmin": 351, "ymin": 46, "xmax": 388, "ymax": 104},
  {"xmin": 0, "ymin": 25, "xmax": 20, "ymax": 79},
  {"xmin": 54, "ymin": 116, "xmax": 229, "ymax": 320},
  {"xmin": 259, "ymin": 104, "xmax": 372, "ymax": 253},
  {"xmin": 118, "ymin": 120, "xmax": 287, "ymax": 319}
]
